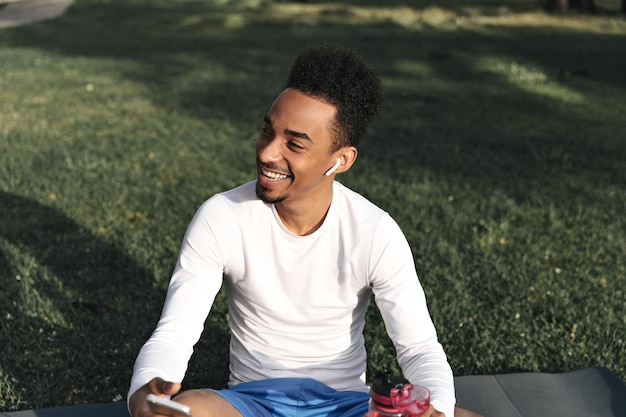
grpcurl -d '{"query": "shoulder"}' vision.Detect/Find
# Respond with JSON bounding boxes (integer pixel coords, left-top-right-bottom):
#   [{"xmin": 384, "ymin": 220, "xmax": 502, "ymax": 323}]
[
  {"xmin": 334, "ymin": 182, "xmax": 405, "ymax": 239},
  {"xmin": 199, "ymin": 181, "xmax": 260, "ymax": 210},
  {"xmin": 334, "ymin": 181, "xmax": 388, "ymax": 222},
  {"xmin": 217, "ymin": 181, "xmax": 258, "ymax": 203},
  {"xmin": 194, "ymin": 181, "xmax": 268, "ymax": 223}
]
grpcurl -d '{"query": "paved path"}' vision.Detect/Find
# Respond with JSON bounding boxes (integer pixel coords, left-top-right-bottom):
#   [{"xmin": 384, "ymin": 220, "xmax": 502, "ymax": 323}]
[{"xmin": 0, "ymin": 0, "xmax": 75, "ymax": 28}]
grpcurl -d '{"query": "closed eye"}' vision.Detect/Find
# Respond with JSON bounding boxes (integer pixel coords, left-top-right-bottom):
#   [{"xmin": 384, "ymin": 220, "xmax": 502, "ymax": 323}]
[{"xmin": 288, "ymin": 140, "xmax": 305, "ymax": 150}]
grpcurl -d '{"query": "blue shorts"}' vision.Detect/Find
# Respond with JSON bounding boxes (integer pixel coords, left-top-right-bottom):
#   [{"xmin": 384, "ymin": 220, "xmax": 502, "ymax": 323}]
[{"xmin": 209, "ymin": 378, "xmax": 370, "ymax": 417}]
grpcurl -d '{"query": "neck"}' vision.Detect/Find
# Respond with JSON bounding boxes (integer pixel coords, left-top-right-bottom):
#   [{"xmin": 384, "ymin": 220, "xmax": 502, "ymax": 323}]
[{"xmin": 275, "ymin": 189, "xmax": 333, "ymax": 236}]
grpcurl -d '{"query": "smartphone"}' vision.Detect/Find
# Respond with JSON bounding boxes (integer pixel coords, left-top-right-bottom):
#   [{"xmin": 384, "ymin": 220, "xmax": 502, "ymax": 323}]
[{"xmin": 146, "ymin": 393, "xmax": 192, "ymax": 417}]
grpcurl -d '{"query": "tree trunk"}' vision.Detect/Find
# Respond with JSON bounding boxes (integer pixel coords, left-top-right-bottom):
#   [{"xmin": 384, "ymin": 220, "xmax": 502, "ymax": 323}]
[
  {"xmin": 545, "ymin": 0, "xmax": 569, "ymax": 11},
  {"xmin": 570, "ymin": 0, "xmax": 596, "ymax": 11},
  {"xmin": 545, "ymin": 0, "xmax": 596, "ymax": 12}
]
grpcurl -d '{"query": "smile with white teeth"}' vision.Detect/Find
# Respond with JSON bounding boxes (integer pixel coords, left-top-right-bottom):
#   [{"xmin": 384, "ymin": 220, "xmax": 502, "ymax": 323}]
[{"xmin": 262, "ymin": 168, "xmax": 288, "ymax": 180}]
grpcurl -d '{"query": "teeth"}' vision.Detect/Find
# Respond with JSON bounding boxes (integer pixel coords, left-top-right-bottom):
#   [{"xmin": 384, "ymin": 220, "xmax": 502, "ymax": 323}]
[{"xmin": 262, "ymin": 169, "xmax": 288, "ymax": 180}]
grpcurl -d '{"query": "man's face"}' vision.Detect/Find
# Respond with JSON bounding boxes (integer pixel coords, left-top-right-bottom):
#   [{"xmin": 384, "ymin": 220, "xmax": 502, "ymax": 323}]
[{"xmin": 255, "ymin": 88, "xmax": 339, "ymax": 205}]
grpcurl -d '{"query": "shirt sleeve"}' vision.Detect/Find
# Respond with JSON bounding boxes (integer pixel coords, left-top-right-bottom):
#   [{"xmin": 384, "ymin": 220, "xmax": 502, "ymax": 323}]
[
  {"xmin": 127, "ymin": 196, "xmax": 230, "ymax": 402},
  {"xmin": 369, "ymin": 214, "xmax": 456, "ymax": 417}
]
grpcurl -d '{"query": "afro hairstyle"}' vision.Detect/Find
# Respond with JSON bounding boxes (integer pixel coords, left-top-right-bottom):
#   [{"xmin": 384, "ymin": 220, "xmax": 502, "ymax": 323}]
[{"xmin": 285, "ymin": 44, "xmax": 383, "ymax": 150}]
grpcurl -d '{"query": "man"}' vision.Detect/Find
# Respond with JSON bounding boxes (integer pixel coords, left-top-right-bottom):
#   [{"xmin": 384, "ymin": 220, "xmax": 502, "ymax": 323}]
[{"xmin": 129, "ymin": 45, "xmax": 456, "ymax": 417}]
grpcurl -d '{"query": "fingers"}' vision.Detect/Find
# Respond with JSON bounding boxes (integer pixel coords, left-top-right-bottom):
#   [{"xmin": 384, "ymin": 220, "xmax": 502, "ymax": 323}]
[
  {"xmin": 422, "ymin": 404, "xmax": 445, "ymax": 417},
  {"xmin": 149, "ymin": 377, "xmax": 182, "ymax": 397}
]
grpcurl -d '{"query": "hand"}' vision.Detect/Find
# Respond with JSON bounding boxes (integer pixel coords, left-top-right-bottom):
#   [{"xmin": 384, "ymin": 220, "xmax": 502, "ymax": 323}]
[
  {"xmin": 421, "ymin": 404, "xmax": 445, "ymax": 417},
  {"xmin": 129, "ymin": 377, "xmax": 182, "ymax": 417}
]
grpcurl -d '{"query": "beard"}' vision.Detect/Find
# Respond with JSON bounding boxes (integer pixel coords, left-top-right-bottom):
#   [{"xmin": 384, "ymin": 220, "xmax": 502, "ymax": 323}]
[{"xmin": 255, "ymin": 181, "xmax": 287, "ymax": 204}]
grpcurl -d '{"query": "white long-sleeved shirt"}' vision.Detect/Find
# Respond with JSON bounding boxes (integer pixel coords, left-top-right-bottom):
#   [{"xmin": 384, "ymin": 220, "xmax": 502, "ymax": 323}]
[{"xmin": 129, "ymin": 181, "xmax": 455, "ymax": 416}]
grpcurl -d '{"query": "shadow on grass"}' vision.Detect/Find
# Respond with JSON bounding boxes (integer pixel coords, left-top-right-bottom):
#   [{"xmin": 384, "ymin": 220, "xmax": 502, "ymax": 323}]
[
  {"xmin": 0, "ymin": 192, "xmax": 230, "ymax": 410},
  {"xmin": 1, "ymin": 0, "xmax": 625, "ymax": 408},
  {"xmin": 3, "ymin": 1, "xmax": 625, "ymax": 178}
]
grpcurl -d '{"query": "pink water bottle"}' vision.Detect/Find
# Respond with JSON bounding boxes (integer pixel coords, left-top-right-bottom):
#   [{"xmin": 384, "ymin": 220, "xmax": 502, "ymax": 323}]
[{"xmin": 368, "ymin": 369, "xmax": 430, "ymax": 417}]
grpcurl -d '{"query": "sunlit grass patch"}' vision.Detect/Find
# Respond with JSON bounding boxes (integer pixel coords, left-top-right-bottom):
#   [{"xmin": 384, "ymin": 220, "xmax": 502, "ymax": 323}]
[{"xmin": 1, "ymin": 0, "xmax": 625, "ymax": 411}]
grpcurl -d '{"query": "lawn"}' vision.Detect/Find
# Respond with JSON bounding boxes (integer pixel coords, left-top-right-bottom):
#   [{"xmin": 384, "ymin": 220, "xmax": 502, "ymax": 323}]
[{"xmin": 0, "ymin": 0, "xmax": 625, "ymax": 411}]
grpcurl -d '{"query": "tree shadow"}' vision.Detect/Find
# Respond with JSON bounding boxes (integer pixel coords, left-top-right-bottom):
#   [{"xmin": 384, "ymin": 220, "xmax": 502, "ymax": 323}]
[
  {"xmin": 3, "ymin": 1, "xmax": 623, "ymax": 177},
  {"xmin": 0, "ymin": 192, "xmax": 230, "ymax": 409}
]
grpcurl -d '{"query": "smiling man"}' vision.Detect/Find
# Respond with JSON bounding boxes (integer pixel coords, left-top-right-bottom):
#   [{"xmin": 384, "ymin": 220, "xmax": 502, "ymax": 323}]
[
  {"xmin": 255, "ymin": 88, "xmax": 353, "ymax": 235},
  {"xmin": 128, "ymin": 45, "xmax": 456, "ymax": 417}
]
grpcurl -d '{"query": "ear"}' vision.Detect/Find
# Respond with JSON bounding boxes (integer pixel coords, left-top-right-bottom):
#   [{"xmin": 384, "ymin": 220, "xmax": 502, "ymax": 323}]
[{"xmin": 334, "ymin": 146, "xmax": 358, "ymax": 175}]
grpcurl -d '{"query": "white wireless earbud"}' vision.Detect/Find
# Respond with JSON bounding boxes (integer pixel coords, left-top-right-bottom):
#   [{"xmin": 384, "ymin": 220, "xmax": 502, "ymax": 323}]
[{"xmin": 324, "ymin": 158, "xmax": 341, "ymax": 176}]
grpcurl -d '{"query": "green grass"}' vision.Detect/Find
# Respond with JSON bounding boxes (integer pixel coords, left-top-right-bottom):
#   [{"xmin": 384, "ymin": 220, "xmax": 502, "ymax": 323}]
[{"xmin": 1, "ymin": 0, "xmax": 625, "ymax": 411}]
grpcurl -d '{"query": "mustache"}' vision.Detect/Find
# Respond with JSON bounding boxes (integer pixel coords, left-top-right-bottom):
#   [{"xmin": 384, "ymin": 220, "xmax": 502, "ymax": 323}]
[{"xmin": 258, "ymin": 160, "xmax": 292, "ymax": 176}]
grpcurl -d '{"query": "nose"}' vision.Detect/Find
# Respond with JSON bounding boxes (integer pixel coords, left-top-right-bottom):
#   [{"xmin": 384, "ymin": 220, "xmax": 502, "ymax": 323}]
[{"xmin": 256, "ymin": 134, "xmax": 282, "ymax": 163}]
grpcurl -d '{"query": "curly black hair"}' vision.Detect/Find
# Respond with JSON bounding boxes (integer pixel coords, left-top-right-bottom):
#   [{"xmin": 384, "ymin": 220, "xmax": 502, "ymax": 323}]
[{"xmin": 285, "ymin": 45, "xmax": 383, "ymax": 151}]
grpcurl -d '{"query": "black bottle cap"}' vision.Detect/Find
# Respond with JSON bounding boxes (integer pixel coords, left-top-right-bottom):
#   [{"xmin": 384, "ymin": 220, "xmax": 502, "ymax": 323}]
[{"xmin": 371, "ymin": 369, "xmax": 410, "ymax": 396}]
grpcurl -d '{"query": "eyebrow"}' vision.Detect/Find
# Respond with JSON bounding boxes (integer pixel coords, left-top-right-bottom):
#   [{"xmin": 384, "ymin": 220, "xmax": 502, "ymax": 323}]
[{"xmin": 264, "ymin": 115, "xmax": 313, "ymax": 143}]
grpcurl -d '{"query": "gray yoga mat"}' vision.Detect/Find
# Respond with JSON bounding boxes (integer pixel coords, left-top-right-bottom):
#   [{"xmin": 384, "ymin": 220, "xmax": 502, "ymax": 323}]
[{"xmin": 3, "ymin": 367, "xmax": 625, "ymax": 417}]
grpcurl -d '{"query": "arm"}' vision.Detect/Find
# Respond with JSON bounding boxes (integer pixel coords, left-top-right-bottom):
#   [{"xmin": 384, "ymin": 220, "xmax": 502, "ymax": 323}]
[
  {"xmin": 128, "ymin": 196, "xmax": 231, "ymax": 408},
  {"xmin": 369, "ymin": 215, "xmax": 455, "ymax": 417}
]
